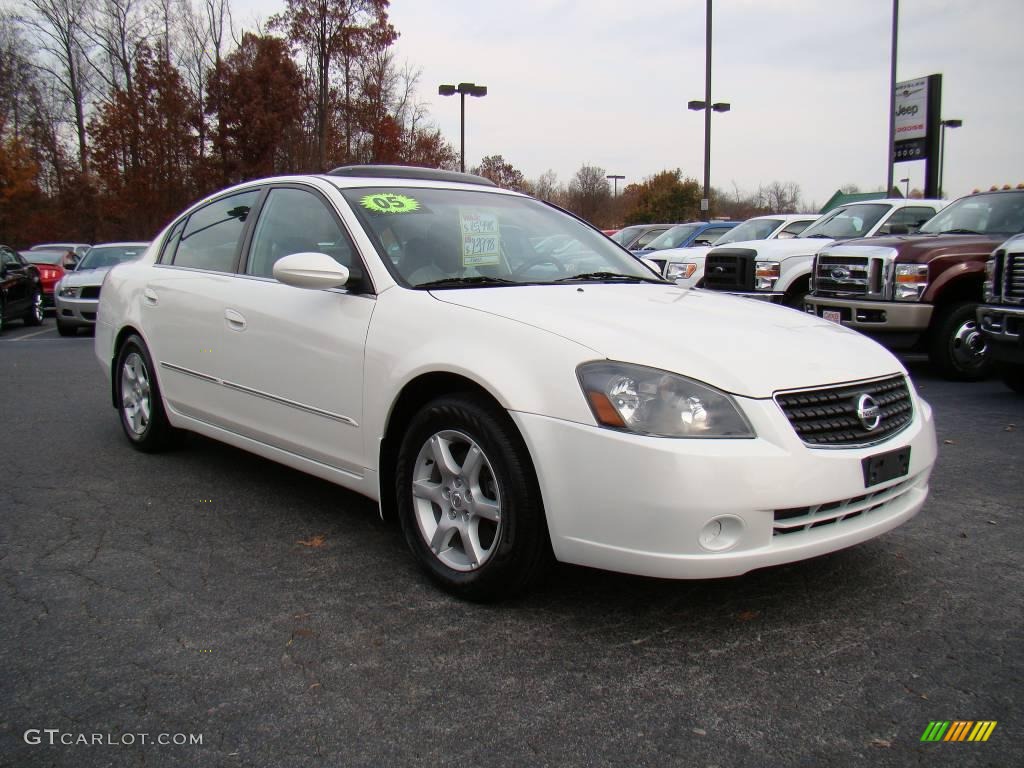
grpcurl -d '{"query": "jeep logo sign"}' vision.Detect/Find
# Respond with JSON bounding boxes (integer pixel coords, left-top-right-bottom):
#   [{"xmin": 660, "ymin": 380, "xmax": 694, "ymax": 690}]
[{"xmin": 894, "ymin": 77, "xmax": 928, "ymax": 141}]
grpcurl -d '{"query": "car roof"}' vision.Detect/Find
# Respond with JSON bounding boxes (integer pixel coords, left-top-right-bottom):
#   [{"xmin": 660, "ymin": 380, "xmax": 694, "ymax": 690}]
[
  {"xmin": 30, "ymin": 242, "xmax": 91, "ymax": 248},
  {"xmin": 88, "ymin": 242, "xmax": 150, "ymax": 248},
  {"xmin": 837, "ymin": 198, "xmax": 946, "ymax": 207}
]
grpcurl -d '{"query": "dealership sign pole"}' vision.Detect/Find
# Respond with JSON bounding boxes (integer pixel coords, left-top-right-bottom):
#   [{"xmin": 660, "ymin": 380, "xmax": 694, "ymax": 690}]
[{"xmin": 893, "ymin": 74, "xmax": 942, "ymax": 198}]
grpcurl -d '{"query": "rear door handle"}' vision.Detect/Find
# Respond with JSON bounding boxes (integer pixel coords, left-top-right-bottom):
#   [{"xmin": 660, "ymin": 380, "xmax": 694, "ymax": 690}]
[
  {"xmin": 224, "ymin": 308, "xmax": 247, "ymax": 331},
  {"xmin": 143, "ymin": 288, "xmax": 158, "ymax": 305}
]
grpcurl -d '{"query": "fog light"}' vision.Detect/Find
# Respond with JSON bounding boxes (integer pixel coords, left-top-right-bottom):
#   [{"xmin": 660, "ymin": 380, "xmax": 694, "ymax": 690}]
[{"xmin": 698, "ymin": 515, "xmax": 744, "ymax": 552}]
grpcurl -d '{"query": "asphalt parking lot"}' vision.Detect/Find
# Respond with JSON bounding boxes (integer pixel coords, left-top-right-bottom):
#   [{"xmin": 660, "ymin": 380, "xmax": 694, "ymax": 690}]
[{"xmin": 1, "ymin": 320, "xmax": 1021, "ymax": 768}]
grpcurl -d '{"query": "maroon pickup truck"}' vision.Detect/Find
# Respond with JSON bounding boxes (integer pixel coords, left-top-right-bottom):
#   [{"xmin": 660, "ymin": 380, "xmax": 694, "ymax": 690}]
[{"xmin": 805, "ymin": 188, "xmax": 1024, "ymax": 380}]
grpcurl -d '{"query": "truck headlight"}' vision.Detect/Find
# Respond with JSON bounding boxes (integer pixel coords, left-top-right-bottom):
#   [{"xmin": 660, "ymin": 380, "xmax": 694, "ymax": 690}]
[
  {"xmin": 58, "ymin": 285, "xmax": 80, "ymax": 298},
  {"xmin": 893, "ymin": 264, "xmax": 928, "ymax": 301},
  {"xmin": 578, "ymin": 361, "xmax": 755, "ymax": 438},
  {"xmin": 754, "ymin": 261, "xmax": 780, "ymax": 291},
  {"xmin": 665, "ymin": 262, "xmax": 697, "ymax": 280},
  {"xmin": 983, "ymin": 257, "xmax": 996, "ymax": 302}
]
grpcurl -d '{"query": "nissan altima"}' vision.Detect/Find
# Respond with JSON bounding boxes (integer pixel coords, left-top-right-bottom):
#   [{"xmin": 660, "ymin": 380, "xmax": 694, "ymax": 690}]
[{"xmin": 95, "ymin": 166, "xmax": 937, "ymax": 600}]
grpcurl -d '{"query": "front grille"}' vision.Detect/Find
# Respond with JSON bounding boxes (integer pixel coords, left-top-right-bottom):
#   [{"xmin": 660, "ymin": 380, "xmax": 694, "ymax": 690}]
[
  {"xmin": 773, "ymin": 475, "xmax": 918, "ymax": 537},
  {"xmin": 1005, "ymin": 251, "xmax": 1024, "ymax": 302},
  {"xmin": 703, "ymin": 248, "xmax": 756, "ymax": 291},
  {"xmin": 775, "ymin": 375, "xmax": 913, "ymax": 447},
  {"xmin": 814, "ymin": 255, "xmax": 870, "ymax": 297},
  {"xmin": 80, "ymin": 286, "xmax": 101, "ymax": 299}
]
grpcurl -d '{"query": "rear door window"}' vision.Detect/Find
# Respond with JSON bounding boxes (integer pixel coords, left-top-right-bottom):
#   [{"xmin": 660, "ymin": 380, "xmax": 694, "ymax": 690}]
[{"xmin": 172, "ymin": 190, "xmax": 259, "ymax": 272}]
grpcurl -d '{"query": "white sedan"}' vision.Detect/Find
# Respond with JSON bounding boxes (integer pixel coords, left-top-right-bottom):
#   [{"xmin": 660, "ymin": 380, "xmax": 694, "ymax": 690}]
[{"xmin": 95, "ymin": 166, "xmax": 937, "ymax": 600}]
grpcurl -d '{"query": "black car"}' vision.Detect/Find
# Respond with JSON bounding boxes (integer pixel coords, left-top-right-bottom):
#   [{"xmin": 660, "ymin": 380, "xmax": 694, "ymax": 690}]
[{"xmin": 0, "ymin": 244, "xmax": 45, "ymax": 332}]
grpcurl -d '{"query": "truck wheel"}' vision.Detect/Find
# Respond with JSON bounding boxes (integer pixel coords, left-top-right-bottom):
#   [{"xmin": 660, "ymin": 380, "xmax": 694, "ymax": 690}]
[
  {"xmin": 395, "ymin": 393, "xmax": 552, "ymax": 601},
  {"xmin": 927, "ymin": 301, "xmax": 991, "ymax": 382}
]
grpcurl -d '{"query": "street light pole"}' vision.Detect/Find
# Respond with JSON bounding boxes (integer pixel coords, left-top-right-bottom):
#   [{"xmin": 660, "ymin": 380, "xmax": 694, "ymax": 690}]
[
  {"xmin": 886, "ymin": 0, "xmax": 899, "ymax": 194},
  {"xmin": 606, "ymin": 174, "xmax": 625, "ymax": 197},
  {"xmin": 900, "ymin": 177, "xmax": 910, "ymax": 198},
  {"xmin": 439, "ymin": 82, "xmax": 488, "ymax": 173},
  {"xmin": 688, "ymin": 0, "xmax": 729, "ymax": 221},
  {"xmin": 938, "ymin": 118, "xmax": 963, "ymax": 198}
]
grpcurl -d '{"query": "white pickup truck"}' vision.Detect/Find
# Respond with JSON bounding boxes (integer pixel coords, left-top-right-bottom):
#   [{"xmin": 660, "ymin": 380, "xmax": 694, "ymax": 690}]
[
  {"xmin": 661, "ymin": 214, "xmax": 818, "ymax": 287},
  {"xmin": 699, "ymin": 199, "xmax": 946, "ymax": 308}
]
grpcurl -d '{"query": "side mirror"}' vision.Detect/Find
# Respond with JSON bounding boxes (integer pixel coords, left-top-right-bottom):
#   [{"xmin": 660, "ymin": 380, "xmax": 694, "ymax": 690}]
[
  {"xmin": 273, "ymin": 252, "xmax": 350, "ymax": 290},
  {"xmin": 886, "ymin": 224, "xmax": 910, "ymax": 236},
  {"xmin": 692, "ymin": 238, "xmax": 712, "ymax": 247}
]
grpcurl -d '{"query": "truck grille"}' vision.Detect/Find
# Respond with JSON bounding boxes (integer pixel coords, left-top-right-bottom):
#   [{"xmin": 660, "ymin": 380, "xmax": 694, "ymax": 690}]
[
  {"xmin": 703, "ymin": 249, "xmax": 756, "ymax": 291},
  {"xmin": 774, "ymin": 375, "xmax": 913, "ymax": 447},
  {"xmin": 814, "ymin": 255, "xmax": 869, "ymax": 298},
  {"xmin": 1005, "ymin": 251, "xmax": 1024, "ymax": 303}
]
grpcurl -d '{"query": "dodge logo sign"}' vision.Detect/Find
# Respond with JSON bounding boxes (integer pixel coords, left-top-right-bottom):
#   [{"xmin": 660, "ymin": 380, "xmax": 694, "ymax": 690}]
[{"xmin": 856, "ymin": 394, "xmax": 882, "ymax": 431}]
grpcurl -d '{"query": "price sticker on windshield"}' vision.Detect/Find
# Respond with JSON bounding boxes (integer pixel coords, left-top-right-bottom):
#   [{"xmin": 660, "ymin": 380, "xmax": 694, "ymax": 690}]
[{"xmin": 459, "ymin": 209, "xmax": 501, "ymax": 267}]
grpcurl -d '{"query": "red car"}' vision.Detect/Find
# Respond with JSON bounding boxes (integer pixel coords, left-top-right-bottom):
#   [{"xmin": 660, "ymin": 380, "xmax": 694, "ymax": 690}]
[{"xmin": 20, "ymin": 249, "xmax": 75, "ymax": 312}]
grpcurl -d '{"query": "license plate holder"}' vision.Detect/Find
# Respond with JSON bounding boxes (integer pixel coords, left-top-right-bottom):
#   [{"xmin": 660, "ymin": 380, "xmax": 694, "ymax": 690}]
[
  {"xmin": 823, "ymin": 309, "xmax": 842, "ymax": 324},
  {"xmin": 862, "ymin": 446, "xmax": 911, "ymax": 488}
]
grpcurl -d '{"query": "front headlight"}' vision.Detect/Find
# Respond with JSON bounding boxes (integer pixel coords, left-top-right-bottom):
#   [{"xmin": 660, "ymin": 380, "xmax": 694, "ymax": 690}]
[
  {"xmin": 577, "ymin": 361, "xmax": 755, "ymax": 438},
  {"xmin": 983, "ymin": 257, "xmax": 996, "ymax": 302},
  {"xmin": 58, "ymin": 285, "xmax": 80, "ymax": 298},
  {"xmin": 754, "ymin": 261, "xmax": 780, "ymax": 291},
  {"xmin": 665, "ymin": 262, "xmax": 697, "ymax": 280},
  {"xmin": 893, "ymin": 264, "xmax": 928, "ymax": 301}
]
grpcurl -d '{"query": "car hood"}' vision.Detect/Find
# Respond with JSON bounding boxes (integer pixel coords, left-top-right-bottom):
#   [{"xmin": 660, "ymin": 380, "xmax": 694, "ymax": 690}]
[
  {"xmin": 431, "ymin": 284, "xmax": 902, "ymax": 398},
  {"xmin": 712, "ymin": 237, "xmax": 834, "ymax": 260},
  {"xmin": 59, "ymin": 267, "xmax": 112, "ymax": 287},
  {"xmin": 826, "ymin": 232, "xmax": 1008, "ymax": 261},
  {"xmin": 661, "ymin": 245, "xmax": 713, "ymax": 264}
]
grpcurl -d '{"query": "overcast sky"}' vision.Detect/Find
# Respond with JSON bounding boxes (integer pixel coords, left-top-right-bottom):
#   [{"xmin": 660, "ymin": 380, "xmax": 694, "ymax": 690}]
[{"xmin": 245, "ymin": 0, "xmax": 1024, "ymax": 209}]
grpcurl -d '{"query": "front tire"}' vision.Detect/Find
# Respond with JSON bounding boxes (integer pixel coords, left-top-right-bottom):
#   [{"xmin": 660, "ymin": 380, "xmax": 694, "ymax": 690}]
[
  {"xmin": 927, "ymin": 301, "xmax": 991, "ymax": 381},
  {"xmin": 56, "ymin": 319, "xmax": 77, "ymax": 336},
  {"xmin": 395, "ymin": 394, "xmax": 551, "ymax": 601},
  {"xmin": 1001, "ymin": 367, "xmax": 1024, "ymax": 395},
  {"xmin": 23, "ymin": 290, "xmax": 44, "ymax": 326},
  {"xmin": 115, "ymin": 334, "xmax": 175, "ymax": 452}
]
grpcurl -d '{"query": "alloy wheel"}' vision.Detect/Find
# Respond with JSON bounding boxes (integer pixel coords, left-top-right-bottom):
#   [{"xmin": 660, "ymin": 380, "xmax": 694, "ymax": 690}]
[
  {"xmin": 411, "ymin": 429, "xmax": 503, "ymax": 571},
  {"xmin": 120, "ymin": 351, "xmax": 152, "ymax": 435}
]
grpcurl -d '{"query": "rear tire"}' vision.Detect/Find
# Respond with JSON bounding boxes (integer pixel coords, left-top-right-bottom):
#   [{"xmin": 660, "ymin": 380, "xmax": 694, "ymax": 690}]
[
  {"xmin": 115, "ymin": 334, "xmax": 176, "ymax": 452},
  {"xmin": 395, "ymin": 394, "xmax": 552, "ymax": 601},
  {"xmin": 927, "ymin": 302, "xmax": 991, "ymax": 381},
  {"xmin": 23, "ymin": 290, "xmax": 44, "ymax": 326}
]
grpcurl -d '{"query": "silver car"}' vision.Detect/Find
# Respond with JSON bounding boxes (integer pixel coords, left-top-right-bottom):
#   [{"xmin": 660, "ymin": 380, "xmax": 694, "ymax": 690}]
[{"xmin": 55, "ymin": 242, "xmax": 149, "ymax": 336}]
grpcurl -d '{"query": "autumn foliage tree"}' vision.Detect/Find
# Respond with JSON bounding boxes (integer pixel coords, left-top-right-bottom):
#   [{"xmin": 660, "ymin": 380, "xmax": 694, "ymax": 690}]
[
  {"xmin": 620, "ymin": 170, "xmax": 702, "ymax": 225},
  {"xmin": 207, "ymin": 33, "xmax": 303, "ymax": 184},
  {"xmin": 89, "ymin": 44, "xmax": 200, "ymax": 239},
  {"xmin": 472, "ymin": 154, "xmax": 526, "ymax": 191}
]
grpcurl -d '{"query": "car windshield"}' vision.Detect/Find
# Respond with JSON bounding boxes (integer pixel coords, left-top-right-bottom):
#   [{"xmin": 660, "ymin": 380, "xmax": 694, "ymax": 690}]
[
  {"xmin": 77, "ymin": 245, "xmax": 147, "ymax": 270},
  {"xmin": 800, "ymin": 204, "xmax": 890, "ymax": 239},
  {"xmin": 715, "ymin": 218, "xmax": 782, "ymax": 245},
  {"xmin": 641, "ymin": 224, "xmax": 700, "ymax": 251},
  {"xmin": 918, "ymin": 191, "xmax": 1024, "ymax": 236},
  {"xmin": 610, "ymin": 225, "xmax": 644, "ymax": 245},
  {"xmin": 342, "ymin": 187, "xmax": 663, "ymax": 287},
  {"xmin": 21, "ymin": 250, "xmax": 65, "ymax": 265}
]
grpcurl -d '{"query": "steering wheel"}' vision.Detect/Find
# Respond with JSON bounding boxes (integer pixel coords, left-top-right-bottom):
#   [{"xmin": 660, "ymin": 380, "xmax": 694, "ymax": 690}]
[{"xmin": 510, "ymin": 255, "xmax": 567, "ymax": 278}]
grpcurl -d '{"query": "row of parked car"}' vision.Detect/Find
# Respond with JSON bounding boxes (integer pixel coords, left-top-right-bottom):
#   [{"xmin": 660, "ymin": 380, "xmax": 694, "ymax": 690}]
[
  {"xmin": 0, "ymin": 241, "xmax": 148, "ymax": 334},
  {"xmin": 627, "ymin": 188, "xmax": 1024, "ymax": 387}
]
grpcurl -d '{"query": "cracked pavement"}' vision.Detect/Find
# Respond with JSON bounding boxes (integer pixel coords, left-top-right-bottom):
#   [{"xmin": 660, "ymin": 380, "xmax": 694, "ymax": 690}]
[{"xmin": 0, "ymin": 325, "xmax": 1021, "ymax": 767}]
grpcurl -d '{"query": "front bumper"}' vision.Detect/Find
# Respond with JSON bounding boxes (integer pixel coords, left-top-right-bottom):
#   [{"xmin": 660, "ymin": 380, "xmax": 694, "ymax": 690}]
[
  {"xmin": 806, "ymin": 295, "xmax": 933, "ymax": 332},
  {"xmin": 977, "ymin": 304, "xmax": 1024, "ymax": 365},
  {"xmin": 55, "ymin": 294, "xmax": 99, "ymax": 327},
  {"xmin": 511, "ymin": 391, "xmax": 936, "ymax": 580}
]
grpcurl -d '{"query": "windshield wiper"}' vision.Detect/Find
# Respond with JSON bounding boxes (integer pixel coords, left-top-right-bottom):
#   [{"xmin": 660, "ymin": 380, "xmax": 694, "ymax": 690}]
[
  {"xmin": 939, "ymin": 228, "xmax": 982, "ymax": 235},
  {"xmin": 555, "ymin": 271, "xmax": 662, "ymax": 283},
  {"xmin": 416, "ymin": 276, "xmax": 517, "ymax": 289}
]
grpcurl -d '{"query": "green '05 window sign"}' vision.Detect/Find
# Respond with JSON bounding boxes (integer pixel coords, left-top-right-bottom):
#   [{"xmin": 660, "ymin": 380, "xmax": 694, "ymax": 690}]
[{"xmin": 360, "ymin": 193, "xmax": 420, "ymax": 214}]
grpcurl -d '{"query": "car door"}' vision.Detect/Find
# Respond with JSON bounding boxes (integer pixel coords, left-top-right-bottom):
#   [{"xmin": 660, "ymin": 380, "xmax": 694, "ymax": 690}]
[
  {"xmin": 1, "ymin": 247, "xmax": 29, "ymax": 313},
  {"xmin": 214, "ymin": 184, "xmax": 375, "ymax": 477},
  {"xmin": 143, "ymin": 188, "xmax": 261, "ymax": 427}
]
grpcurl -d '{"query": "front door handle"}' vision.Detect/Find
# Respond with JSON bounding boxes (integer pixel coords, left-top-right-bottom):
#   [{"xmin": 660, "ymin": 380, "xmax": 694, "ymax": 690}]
[
  {"xmin": 224, "ymin": 308, "xmax": 247, "ymax": 331},
  {"xmin": 143, "ymin": 288, "xmax": 158, "ymax": 305}
]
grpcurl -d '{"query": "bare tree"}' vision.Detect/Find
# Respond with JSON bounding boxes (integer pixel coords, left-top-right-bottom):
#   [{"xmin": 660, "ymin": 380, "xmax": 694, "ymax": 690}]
[
  {"xmin": 756, "ymin": 180, "xmax": 802, "ymax": 213},
  {"xmin": 21, "ymin": 0, "xmax": 95, "ymax": 174},
  {"xmin": 568, "ymin": 163, "xmax": 612, "ymax": 224},
  {"xmin": 531, "ymin": 169, "xmax": 562, "ymax": 203},
  {"xmin": 85, "ymin": 0, "xmax": 149, "ymax": 98}
]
